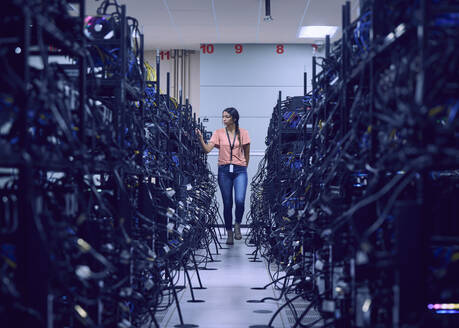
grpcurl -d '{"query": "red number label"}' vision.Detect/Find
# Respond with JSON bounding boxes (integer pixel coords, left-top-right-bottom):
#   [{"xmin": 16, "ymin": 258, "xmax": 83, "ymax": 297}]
[
  {"xmin": 276, "ymin": 44, "xmax": 284, "ymax": 54},
  {"xmin": 201, "ymin": 44, "xmax": 214, "ymax": 54},
  {"xmin": 207, "ymin": 44, "xmax": 214, "ymax": 54},
  {"xmin": 235, "ymin": 44, "xmax": 243, "ymax": 54},
  {"xmin": 160, "ymin": 51, "xmax": 170, "ymax": 60}
]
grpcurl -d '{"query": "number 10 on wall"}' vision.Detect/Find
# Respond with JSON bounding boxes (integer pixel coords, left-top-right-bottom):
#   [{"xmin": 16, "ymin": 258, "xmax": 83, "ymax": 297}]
[{"xmin": 200, "ymin": 44, "xmax": 214, "ymax": 54}]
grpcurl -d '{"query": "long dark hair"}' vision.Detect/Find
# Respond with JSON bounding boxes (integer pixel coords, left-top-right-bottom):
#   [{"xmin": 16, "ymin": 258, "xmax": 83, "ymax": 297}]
[{"xmin": 223, "ymin": 107, "xmax": 242, "ymax": 152}]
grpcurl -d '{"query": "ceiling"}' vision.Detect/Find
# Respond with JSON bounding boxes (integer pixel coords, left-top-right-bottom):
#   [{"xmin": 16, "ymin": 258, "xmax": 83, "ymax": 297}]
[{"xmin": 85, "ymin": 0, "xmax": 360, "ymax": 51}]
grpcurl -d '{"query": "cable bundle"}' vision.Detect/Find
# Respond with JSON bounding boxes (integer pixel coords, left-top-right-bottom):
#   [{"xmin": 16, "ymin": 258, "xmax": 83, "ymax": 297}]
[
  {"xmin": 247, "ymin": 1, "xmax": 458, "ymax": 327},
  {"xmin": 0, "ymin": 1, "xmax": 219, "ymax": 328}
]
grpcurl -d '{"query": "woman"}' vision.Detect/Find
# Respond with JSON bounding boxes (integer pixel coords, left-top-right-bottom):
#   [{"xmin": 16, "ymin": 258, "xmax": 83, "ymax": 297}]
[{"xmin": 197, "ymin": 107, "xmax": 251, "ymax": 245}]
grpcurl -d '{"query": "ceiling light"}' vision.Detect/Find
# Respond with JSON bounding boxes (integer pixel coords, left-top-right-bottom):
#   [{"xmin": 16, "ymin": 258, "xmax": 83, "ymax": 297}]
[{"xmin": 298, "ymin": 26, "xmax": 338, "ymax": 38}]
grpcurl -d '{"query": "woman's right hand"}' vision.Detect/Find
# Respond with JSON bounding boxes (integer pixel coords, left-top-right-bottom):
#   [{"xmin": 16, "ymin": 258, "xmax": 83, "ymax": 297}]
[{"xmin": 195, "ymin": 129, "xmax": 203, "ymax": 139}]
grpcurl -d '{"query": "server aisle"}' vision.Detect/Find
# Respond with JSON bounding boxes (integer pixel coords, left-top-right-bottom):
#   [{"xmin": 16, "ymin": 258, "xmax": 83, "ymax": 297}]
[
  {"xmin": 2, "ymin": 1, "xmax": 458, "ymax": 328},
  {"xmin": 158, "ymin": 229, "xmax": 320, "ymax": 328}
]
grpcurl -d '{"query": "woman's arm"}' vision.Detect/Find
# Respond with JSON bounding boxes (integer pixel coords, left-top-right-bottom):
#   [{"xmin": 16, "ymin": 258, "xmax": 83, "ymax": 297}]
[
  {"xmin": 244, "ymin": 143, "xmax": 250, "ymax": 166},
  {"xmin": 196, "ymin": 129, "xmax": 215, "ymax": 153}
]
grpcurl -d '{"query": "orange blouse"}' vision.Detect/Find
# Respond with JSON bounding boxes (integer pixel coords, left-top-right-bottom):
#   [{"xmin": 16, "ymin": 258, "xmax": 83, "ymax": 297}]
[{"xmin": 210, "ymin": 128, "xmax": 251, "ymax": 166}]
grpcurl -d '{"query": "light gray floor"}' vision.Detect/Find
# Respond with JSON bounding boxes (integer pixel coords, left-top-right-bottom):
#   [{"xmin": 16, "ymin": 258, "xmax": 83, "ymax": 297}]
[{"xmin": 160, "ymin": 229, "xmax": 286, "ymax": 328}]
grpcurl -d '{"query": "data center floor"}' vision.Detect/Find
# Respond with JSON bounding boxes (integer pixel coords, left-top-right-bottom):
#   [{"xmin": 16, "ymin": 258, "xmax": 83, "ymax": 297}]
[{"xmin": 155, "ymin": 228, "xmax": 287, "ymax": 328}]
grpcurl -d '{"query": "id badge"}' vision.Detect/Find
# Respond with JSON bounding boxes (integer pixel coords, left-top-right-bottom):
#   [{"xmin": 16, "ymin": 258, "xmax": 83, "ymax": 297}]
[{"xmin": 229, "ymin": 164, "xmax": 234, "ymax": 173}]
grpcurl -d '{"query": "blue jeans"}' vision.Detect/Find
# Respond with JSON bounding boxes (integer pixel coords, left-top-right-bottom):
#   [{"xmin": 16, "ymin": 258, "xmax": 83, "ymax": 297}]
[{"xmin": 218, "ymin": 164, "xmax": 248, "ymax": 231}]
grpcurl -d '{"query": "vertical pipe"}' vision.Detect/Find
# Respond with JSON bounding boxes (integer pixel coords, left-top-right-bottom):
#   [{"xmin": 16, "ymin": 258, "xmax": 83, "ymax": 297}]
[
  {"xmin": 303, "ymin": 72, "xmax": 307, "ymax": 96},
  {"xmin": 369, "ymin": 2, "xmax": 376, "ymax": 162},
  {"xmin": 171, "ymin": 50, "xmax": 174, "ymax": 99},
  {"xmin": 79, "ymin": 0, "xmax": 87, "ymax": 145},
  {"xmin": 167, "ymin": 72, "xmax": 171, "ymax": 147},
  {"xmin": 179, "ymin": 89, "xmax": 183, "ymax": 117},
  {"xmin": 156, "ymin": 49, "xmax": 160, "ymax": 100},
  {"xmin": 312, "ymin": 56, "xmax": 316, "ymax": 109},
  {"xmin": 174, "ymin": 49, "xmax": 178, "ymax": 99},
  {"xmin": 350, "ymin": 258, "xmax": 356, "ymax": 327},
  {"xmin": 178, "ymin": 50, "xmax": 181, "ymax": 100},
  {"xmin": 341, "ymin": 4, "xmax": 347, "ymax": 74},
  {"xmin": 178, "ymin": 89, "xmax": 182, "ymax": 186},
  {"xmin": 415, "ymin": 0, "xmax": 427, "ymax": 106},
  {"xmin": 178, "ymin": 50, "xmax": 181, "ymax": 101},
  {"xmin": 17, "ymin": 8, "xmax": 36, "ymax": 328},
  {"xmin": 346, "ymin": 1, "xmax": 351, "ymax": 26},
  {"xmin": 181, "ymin": 50, "xmax": 185, "ymax": 103},
  {"xmin": 186, "ymin": 98, "xmax": 190, "ymax": 121},
  {"xmin": 19, "ymin": 7, "xmax": 32, "ymax": 149},
  {"xmin": 175, "ymin": 49, "xmax": 178, "ymax": 99},
  {"xmin": 266, "ymin": 0, "xmax": 271, "ymax": 17},
  {"xmin": 277, "ymin": 91, "xmax": 282, "ymax": 172},
  {"xmin": 119, "ymin": 5, "xmax": 127, "ymax": 148},
  {"xmin": 182, "ymin": 50, "xmax": 187, "ymax": 99},
  {"xmin": 341, "ymin": 4, "xmax": 347, "ymax": 137},
  {"xmin": 121, "ymin": 5, "xmax": 127, "ymax": 80},
  {"xmin": 324, "ymin": 34, "xmax": 330, "ymax": 121},
  {"xmin": 328, "ymin": 244, "xmax": 333, "ymax": 299},
  {"xmin": 167, "ymin": 72, "xmax": 170, "ymax": 105},
  {"xmin": 277, "ymin": 91, "xmax": 282, "ymax": 119},
  {"xmin": 187, "ymin": 51, "xmax": 191, "ymax": 104},
  {"xmin": 140, "ymin": 33, "xmax": 145, "ymax": 123},
  {"xmin": 346, "ymin": 1, "xmax": 351, "ymax": 132},
  {"xmin": 371, "ymin": 0, "xmax": 384, "ymax": 42}
]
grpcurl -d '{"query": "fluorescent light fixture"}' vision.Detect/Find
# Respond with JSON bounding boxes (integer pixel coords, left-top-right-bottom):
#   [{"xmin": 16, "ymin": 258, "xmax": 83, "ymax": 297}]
[{"xmin": 298, "ymin": 26, "xmax": 338, "ymax": 38}]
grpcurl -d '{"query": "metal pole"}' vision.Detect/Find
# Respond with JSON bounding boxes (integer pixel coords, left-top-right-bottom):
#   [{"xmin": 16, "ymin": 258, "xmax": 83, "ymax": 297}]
[
  {"xmin": 140, "ymin": 33, "xmax": 145, "ymax": 123},
  {"xmin": 277, "ymin": 91, "xmax": 282, "ymax": 172},
  {"xmin": 167, "ymin": 72, "xmax": 170, "ymax": 107},
  {"xmin": 324, "ymin": 34, "xmax": 331, "ymax": 121},
  {"xmin": 415, "ymin": 0, "xmax": 427, "ymax": 106},
  {"xmin": 156, "ymin": 49, "xmax": 160, "ymax": 103},
  {"xmin": 120, "ymin": 5, "xmax": 127, "ymax": 148},
  {"xmin": 79, "ymin": 0, "xmax": 87, "ymax": 145},
  {"xmin": 312, "ymin": 56, "xmax": 316, "ymax": 110},
  {"xmin": 341, "ymin": 4, "xmax": 347, "ymax": 136},
  {"xmin": 174, "ymin": 49, "xmax": 178, "ymax": 99},
  {"xmin": 187, "ymin": 51, "xmax": 191, "ymax": 102},
  {"xmin": 19, "ymin": 7, "xmax": 32, "ymax": 149},
  {"xmin": 303, "ymin": 71, "xmax": 307, "ymax": 96},
  {"xmin": 181, "ymin": 50, "xmax": 185, "ymax": 102}
]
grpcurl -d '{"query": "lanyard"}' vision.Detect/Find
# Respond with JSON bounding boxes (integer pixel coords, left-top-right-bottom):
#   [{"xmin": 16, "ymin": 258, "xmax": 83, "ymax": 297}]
[{"xmin": 225, "ymin": 128, "xmax": 237, "ymax": 163}]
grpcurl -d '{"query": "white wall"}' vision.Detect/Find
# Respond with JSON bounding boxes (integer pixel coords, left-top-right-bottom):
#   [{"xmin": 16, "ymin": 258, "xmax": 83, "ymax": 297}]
[{"xmin": 200, "ymin": 43, "xmax": 320, "ymax": 224}]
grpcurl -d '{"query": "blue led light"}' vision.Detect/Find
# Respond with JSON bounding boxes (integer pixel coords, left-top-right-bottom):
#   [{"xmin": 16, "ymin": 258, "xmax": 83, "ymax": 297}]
[{"xmin": 436, "ymin": 310, "xmax": 459, "ymax": 314}]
